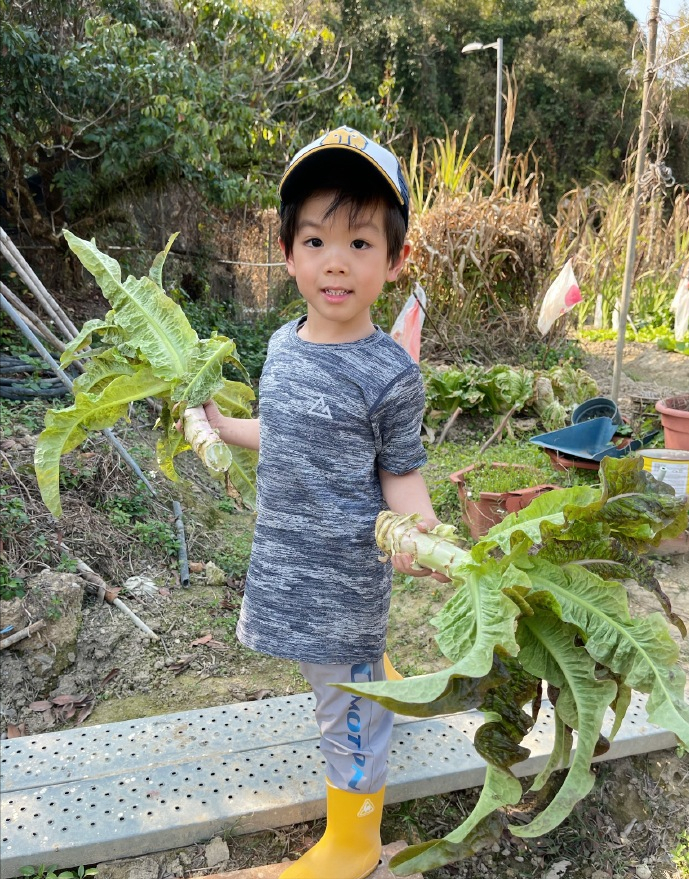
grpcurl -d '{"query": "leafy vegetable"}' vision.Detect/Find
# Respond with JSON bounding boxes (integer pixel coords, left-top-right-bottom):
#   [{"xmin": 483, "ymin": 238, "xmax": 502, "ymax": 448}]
[
  {"xmin": 340, "ymin": 457, "xmax": 688, "ymax": 875},
  {"xmin": 34, "ymin": 232, "xmax": 257, "ymax": 516}
]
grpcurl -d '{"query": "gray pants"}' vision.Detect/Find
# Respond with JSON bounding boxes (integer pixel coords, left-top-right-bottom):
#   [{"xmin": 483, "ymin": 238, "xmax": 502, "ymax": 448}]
[{"xmin": 299, "ymin": 659, "xmax": 393, "ymax": 794}]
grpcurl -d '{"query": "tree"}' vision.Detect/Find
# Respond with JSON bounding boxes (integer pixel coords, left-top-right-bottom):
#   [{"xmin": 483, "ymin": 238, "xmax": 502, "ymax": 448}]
[{"xmin": 0, "ymin": 0, "xmax": 384, "ymax": 246}]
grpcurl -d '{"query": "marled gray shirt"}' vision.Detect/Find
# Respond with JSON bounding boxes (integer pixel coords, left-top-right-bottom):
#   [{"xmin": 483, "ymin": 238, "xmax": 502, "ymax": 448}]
[{"xmin": 235, "ymin": 317, "xmax": 427, "ymax": 664}]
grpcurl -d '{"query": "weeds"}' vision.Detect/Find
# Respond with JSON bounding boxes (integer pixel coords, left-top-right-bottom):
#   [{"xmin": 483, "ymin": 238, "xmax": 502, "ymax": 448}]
[
  {"xmin": 0, "ymin": 562, "xmax": 25, "ymax": 600},
  {"xmin": 673, "ymin": 830, "xmax": 689, "ymax": 875}
]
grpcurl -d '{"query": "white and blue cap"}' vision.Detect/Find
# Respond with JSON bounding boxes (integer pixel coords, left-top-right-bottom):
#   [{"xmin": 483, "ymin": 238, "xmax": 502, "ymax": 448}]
[{"xmin": 279, "ymin": 126, "xmax": 410, "ymax": 229}]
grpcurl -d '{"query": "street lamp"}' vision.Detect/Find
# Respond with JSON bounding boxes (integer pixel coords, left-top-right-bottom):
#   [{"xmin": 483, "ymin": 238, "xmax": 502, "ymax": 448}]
[{"xmin": 461, "ymin": 38, "xmax": 504, "ymax": 188}]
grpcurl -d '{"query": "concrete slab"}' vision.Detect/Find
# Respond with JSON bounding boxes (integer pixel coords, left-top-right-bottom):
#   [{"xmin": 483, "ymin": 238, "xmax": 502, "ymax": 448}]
[{"xmin": 204, "ymin": 840, "xmax": 422, "ymax": 879}]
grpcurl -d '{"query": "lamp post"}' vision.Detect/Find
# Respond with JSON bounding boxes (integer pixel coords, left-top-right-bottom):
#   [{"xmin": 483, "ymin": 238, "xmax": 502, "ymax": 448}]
[{"xmin": 462, "ymin": 38, "xmax": 503, "ymax": 188}]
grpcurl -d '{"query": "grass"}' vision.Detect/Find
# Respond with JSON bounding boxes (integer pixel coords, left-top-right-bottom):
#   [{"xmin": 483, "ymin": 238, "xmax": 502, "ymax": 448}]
[{"xmin": 422, "ymin": 436, "xmax": 598, "ymax": 526}]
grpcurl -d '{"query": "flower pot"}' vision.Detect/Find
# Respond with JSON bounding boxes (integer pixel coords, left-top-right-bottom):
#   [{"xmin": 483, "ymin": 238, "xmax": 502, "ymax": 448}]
[
  {"xmin": 656, "ymin": 395, "xmax": 689, "ymax": 451},
  {"xmin": 571, "ymin": 396, "xmax": 622, "ymax": 426},
  {"xmin": 449, "ymin": 463, "xmax": 560, "ymax": 541}
]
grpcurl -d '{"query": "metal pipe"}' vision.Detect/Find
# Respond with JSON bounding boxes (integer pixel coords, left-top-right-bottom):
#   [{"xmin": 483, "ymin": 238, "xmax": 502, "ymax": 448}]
[
  {"xmin": 494, "ymin": 37, "xmax": 503, "ymax": 189},
  {"xmin": 611, "ymin": 0, "xmax": 660, "ymax": 403},
  {"xmin": 172, "ymin": 500, "xmax": 190, "ymax": 588}
]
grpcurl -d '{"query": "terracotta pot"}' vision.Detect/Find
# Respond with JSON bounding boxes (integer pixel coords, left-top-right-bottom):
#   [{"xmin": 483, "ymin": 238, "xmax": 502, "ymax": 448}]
[
  {"xmin": 449, "ymin": 463, "xmax": 560, "ymax": 541},
  {"xmin": 656, "ymin": 394, "xmax": 689, "ymax": 451}
]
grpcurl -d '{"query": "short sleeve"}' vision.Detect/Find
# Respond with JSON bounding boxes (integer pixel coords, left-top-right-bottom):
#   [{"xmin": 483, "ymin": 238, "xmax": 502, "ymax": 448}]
[{"xmin": 371, "ymin": 365, "xmax": 427, "ymax": 474}]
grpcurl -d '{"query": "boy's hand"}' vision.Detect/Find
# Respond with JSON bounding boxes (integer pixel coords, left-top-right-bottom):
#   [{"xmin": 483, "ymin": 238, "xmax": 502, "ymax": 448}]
[
  {"xmin": 176, "ymin": 400, "xmax": 221, "ymax": 433},
  {"xmin": 390, "ymin": 518, "xmax": 452, "ymax": 583},
  {"xmin": 200, "ymin": 399, "xmax": 223, "ymax": 430}
]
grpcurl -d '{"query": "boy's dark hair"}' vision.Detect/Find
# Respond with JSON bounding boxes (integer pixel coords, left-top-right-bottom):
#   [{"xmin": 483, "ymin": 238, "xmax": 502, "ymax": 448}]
[{"xmin": 279, "ymin": 154, "xmax": 406, "ymax": 263}]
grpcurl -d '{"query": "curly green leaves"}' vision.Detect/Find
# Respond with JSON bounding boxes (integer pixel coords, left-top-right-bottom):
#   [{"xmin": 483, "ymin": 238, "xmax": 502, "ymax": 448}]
[
  {"xmin": 528, "ymin": 559, "xmax": 689, "ymax": 748},
  {"xmin": 64, "ymin": 231, "xmax": 198, "ymax": 382},
  {"xmin": 362, "ymin": 496, "xmax": 689, "ymax": 875},
  {"xmin": 35, "ymin": 233, "xmax": 257, "ymax": 515},
  {"xmin": 511, "ymin": 600, "xmax": 617, "ymax": 838},
  {"xmin": 35, "ymin": 370, "xmax": 169, "ymax": 516}
]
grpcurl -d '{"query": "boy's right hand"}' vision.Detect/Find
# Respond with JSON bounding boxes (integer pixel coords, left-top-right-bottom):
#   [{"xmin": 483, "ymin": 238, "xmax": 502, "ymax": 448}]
[
  {"xmin": 200, "ymin": 399, "xmax": 223, "ymax": 430},
  {"xmin": 176, "ymin": 399, "xmax": 220, "ymax": 433}
]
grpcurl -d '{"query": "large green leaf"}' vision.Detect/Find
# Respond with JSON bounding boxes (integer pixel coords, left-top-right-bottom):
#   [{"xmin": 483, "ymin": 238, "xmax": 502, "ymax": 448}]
[
  {"xmin": 391, "ymin": 699, "xmax": 530, "ymax": 874},
  {"xmin": 484, "ymin": 485, "xmax": 601, "ymax": 553},
  {"xmin": 63, "ymin": 231, "xmax": 198, "ymax": 382},
  {"xmin": 71, "ymin": 350, "xmax": 136, "ymax": 395},
  {"xmin": 510, "ymin": 602, "xmax": 617, "ymax": 838},
  {"xmin": 35, "ymin": 369, "xmax": 169, "ymax": 516},
  {"xmin": 174, "ymin": 335, "xmax": 240, "ymax": 407},
  {"xmin": 431, "ymin": 558, "xmax": 522, "ymax": 673},
  {"xmin": 528, "ymin": 559, "xmax": 689, "ymax": 748},
  {"xmin": 334, "ymin": 657, "xmax": 509, "ymax": 716},
  {"xmin": 566, "ymin": 457, "xmax": 688, "ymax": 549},
  {"xmin": 59, "ymin": 316, "xmax": 122, "ymax": 366}
]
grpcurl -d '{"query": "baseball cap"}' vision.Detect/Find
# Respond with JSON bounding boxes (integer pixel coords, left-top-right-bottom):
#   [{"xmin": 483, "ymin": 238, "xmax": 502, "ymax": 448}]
[{"xmin": 279, "ymin": 126, "xmax": 410, "ymax": 228}]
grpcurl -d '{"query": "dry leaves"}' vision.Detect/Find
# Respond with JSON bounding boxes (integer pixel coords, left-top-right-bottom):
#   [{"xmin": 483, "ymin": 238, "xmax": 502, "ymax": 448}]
[{"xmin": 29, "ymin": 692, "xmax": 95, "ymax": 724}]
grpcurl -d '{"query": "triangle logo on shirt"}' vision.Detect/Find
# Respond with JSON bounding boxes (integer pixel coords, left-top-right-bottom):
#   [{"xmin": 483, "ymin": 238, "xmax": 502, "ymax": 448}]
[{"xmin": 307, "ymin": 395, "xmax": 333, "ymax": 419}]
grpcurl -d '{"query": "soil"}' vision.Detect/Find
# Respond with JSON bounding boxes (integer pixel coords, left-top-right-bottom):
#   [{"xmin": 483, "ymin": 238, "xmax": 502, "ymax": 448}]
[{"xmin": 1, "ymin": 338, "xmax": 688, "ymax": 879}]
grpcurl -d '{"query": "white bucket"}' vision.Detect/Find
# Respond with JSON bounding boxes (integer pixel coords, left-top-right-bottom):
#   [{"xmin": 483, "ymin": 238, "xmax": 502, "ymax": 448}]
[{"xmin": 640, "ymin": 448, "xmax": 689, "ymax": 496}]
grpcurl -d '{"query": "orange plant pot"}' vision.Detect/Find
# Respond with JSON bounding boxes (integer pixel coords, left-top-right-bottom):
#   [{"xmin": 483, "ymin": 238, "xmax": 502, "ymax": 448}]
[
  {"xmin": 449, "ymin": 463, "xmax": 560, "ymax": 541},
  {"xmin": 656, "ymin": 395, "xmax": 689, "ymax": 452}
]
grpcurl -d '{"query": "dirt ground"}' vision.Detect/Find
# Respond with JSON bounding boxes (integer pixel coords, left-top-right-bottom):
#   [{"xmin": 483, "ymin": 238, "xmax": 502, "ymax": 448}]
[{"xmin": 1, "ymin": 338, "xmax": 688, "ymax": 879}]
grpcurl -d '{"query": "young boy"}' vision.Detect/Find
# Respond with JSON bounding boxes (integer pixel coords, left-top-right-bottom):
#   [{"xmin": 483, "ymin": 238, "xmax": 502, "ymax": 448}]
[{"xmin": 195, "ymin": 126, "xmax": 444, "ymax": 879}]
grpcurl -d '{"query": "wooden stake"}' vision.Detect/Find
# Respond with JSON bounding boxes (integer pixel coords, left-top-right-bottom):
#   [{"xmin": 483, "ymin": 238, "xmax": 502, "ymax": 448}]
[{"xmin": 0, "ymin": 620, "xmax": 46, "ymax": 651}]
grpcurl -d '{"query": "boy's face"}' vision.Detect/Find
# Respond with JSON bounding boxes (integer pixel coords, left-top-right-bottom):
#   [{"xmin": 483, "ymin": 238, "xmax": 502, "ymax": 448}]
[{"xmin": 280, "ymin": 192, "xmax": 409, "ymax": 341}]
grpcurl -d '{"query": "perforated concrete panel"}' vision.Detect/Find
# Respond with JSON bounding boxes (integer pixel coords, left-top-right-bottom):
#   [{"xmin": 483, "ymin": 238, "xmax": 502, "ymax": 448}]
[{"xmin": 0, "ymin": 691, "xmax": 677, "ymax": 878}]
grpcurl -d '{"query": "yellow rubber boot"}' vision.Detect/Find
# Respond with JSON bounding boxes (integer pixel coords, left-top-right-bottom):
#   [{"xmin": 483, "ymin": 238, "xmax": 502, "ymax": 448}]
[
  {"xmin": 280, "ymin": 779, "xmax": 385, "ymax": 879},
  {"xmin": 383, "ymin": 652, "xmax": 404, "ymax": 681}
]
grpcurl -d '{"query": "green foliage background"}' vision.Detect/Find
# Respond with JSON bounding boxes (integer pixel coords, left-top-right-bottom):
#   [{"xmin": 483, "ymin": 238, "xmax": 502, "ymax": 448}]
[{"xmin": 3, "ymin": 0, "xmax": 688, "ymax": 247}]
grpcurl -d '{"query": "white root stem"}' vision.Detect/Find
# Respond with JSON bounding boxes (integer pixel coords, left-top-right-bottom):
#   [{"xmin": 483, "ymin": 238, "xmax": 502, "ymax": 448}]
[
  {"xmin": 183, "ymin": 405, "xmax": 233, "ymax": 473},
  {"xmin": 375, "ymin": 512, "xmax": 469, "ymax": 579}
]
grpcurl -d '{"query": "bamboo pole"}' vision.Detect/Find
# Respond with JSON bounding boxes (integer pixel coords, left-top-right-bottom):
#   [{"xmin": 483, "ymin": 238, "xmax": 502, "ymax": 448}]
[
  {"xmin": 0, "ymin": 281, "xmax": 72, "ymax": 355},
  {"xmin": 59, "ymin": 546, "xmax": 160, "ymax": 641},
  {"xmin": 0, "ymin": 226, "xmax": 79, "ymax": 339},
  {"xmin": 611, "ymin": 0, "xmax": 661, "ymax": 403},
  {"xmin": 0, "ymin": 620, "xmax": 47, "ymax": 650},
  {"xmin": 0, "ymin": 293, "xmax": 157, "ymax": 498}
]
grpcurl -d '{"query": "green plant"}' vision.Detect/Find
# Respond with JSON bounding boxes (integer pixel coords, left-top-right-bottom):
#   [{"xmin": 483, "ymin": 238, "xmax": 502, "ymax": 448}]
[
  {"xmin": 101, "ymin": 491, "xmax": 151, "ymax": 526},
  {"xmin": 55, "ymin": 556, "xmax": 79, "ymax": 573},
  {"xmin": 342, "ymin": 456, "xmax": 689, "ymax": 875},
  {"xmin": 132, "ymin": 520, "xmax": 178, "ymax": 556},
  {"xmin": 213, "ymin": 529, "xmax": 254, "ymax": 578},
  {"xmin": 673, "ymin": 829, "xmax": 689, "ymax": 874},
  {"xmin": 0, "ymin": 563, "xmax": 26, "ymax": 601},
  {"xmin": 34, "ymin": 233, "xmax": 257, "ymax": 517},
  {"xmin": 20, "ymin": 865, "xmax": 97, "ymax": 879},
  {"xmin": 461, "ymin": 462, "xmax": 555, "ymax": 497},
  {"xmin": 0, "ymin": 398, "xmax": 49, "ymax": 435},
  {"xmin": 0, "ymin": 489, "xmax": 30, "ymax": 538}
]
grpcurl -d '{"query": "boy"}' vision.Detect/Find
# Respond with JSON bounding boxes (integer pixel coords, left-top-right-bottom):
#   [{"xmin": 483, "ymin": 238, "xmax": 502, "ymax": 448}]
[{"xmin": 194, "ymin": 127, "xmax": 444, "ymax": 879}]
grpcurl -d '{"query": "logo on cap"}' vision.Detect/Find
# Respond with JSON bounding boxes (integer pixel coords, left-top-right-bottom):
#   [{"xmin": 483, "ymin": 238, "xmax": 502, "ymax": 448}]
[{"xmin": 322, "ymin": 128, "xmax": 368, "ymax": 150}]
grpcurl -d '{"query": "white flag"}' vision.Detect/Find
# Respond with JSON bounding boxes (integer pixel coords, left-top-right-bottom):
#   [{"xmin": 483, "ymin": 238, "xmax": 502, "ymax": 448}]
[{"xmin": 538, "ymin": 259, "xmax": 582, "ymax": 335}]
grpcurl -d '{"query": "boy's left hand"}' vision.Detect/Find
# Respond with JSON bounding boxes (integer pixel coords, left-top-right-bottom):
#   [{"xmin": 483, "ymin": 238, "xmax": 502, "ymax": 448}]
[{"xmin": 390, "ymin": 518, "xmax": 452, "ymax": 583}]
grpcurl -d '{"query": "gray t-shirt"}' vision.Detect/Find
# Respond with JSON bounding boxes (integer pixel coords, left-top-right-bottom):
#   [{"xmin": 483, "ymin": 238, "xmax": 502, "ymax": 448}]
[{"xmin": 235, "ymin": 317, "xmax": 427, "ymax": 664}]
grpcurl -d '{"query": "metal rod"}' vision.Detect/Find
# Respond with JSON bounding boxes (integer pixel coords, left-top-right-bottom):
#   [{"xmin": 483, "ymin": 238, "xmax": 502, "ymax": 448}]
[
  {"xmin": 611, "ymin": 0, "xmax": 660, "ymax": 403},
  {"xmin": 0, "ymin": 282, "xmax": 70, "ymax": 354},
  {"xmin": 0, "ymin": 293, "xmax": 157, "ymax": 498},
  {"xmin": 494, "ymin": 37, "xmax": 503, "ymax": 189},
  {"xmin": 172, "ymin": 500, "xmax": 190, "ymax": 588}
]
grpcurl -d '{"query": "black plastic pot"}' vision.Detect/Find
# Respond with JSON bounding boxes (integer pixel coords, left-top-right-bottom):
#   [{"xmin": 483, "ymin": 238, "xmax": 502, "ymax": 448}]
[{"xmin": 571, "ymin": 396, "xmax": 621, "ymax": 426}]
